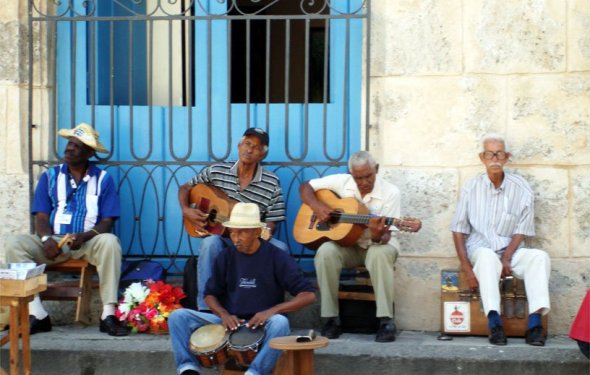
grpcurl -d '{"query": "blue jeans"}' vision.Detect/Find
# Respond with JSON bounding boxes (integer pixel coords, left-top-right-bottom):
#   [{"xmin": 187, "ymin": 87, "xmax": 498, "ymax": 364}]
[
  {"xmin": 197, "ymin": 235, "xmax": 288, "ymax": 310},
  {"xmin": 169, "ymin": 309, "xmax": 290, "ymax": 375}
]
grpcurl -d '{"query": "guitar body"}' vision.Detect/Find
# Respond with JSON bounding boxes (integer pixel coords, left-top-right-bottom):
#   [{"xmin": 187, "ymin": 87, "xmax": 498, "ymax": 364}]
[
  {"xmin": 293, "ymin": 190, "xmax": 369, "ymax": 249},
  {"xmin": 184, "ymin": 184, "xmax": 238, "ymax": 237}
]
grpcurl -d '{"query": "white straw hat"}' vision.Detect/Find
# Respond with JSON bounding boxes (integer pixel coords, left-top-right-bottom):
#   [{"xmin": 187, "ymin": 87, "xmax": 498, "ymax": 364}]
[
  {"xmin": 58, "ymin": 123, "xmax": 108, "ymax": 153},
  {"xmin": 223, "ymin": 203, "xmax": 264, "ymax": 229}
]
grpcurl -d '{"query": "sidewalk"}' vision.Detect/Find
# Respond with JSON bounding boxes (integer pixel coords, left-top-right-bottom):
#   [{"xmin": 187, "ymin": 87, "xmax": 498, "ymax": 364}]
[{"xmin": 1, "ymin": 325, "xmax": 587, "ymax": 375}]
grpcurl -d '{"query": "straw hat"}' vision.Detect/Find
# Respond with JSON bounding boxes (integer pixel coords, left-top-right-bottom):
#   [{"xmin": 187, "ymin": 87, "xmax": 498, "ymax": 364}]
[
  {"xmin": 58, "ymin": 123, "xmax": 108, "ymax": 153},
  {"xmin": 223, "ymin": 203, "xmax": 265, "ymax": 229}
]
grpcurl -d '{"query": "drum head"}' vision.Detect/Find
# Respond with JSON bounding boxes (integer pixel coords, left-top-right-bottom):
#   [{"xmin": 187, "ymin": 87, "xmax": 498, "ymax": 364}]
[
  {"xmin": 190, "ymin": 324, "xmax": 228, "ymax": 353},
  {"xmin": 229, "ymin": 325, "xmax": 265, "ymax": 348}
]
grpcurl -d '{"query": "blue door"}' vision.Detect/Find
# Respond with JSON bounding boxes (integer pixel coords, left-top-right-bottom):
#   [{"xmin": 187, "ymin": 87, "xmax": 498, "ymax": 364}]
[{"xmin": 53, "ymin": 0, "xmax": 365, "ymax": 273}]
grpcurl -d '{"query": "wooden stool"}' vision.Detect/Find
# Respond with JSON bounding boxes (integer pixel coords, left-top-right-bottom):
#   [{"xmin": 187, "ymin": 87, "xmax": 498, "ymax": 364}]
[
  {"xmin": 0, "ymin": 274, "xmax": 48, "ymax": 375},
  {"xmin": 40, "ymin": 259, "xmax": 95, "ymax": 325},
  {"xmin": 269, "ymin": 336, "xmax": 329, "ymax": 375}
]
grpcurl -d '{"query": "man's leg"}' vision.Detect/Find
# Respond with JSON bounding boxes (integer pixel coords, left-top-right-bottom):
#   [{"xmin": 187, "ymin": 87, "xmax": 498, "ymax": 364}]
[
  {"xmin": 4, "ymin": 234, "xmax": 64, "ymax": 332},
  {"xmin": 510, "ymin": 248, "xmax": 551, "ymax": 316},
  {"xmin": 314, "ymin": 242, "xmax": 362, "ymax": 338},
  {"xmin": 247, "ymin": 314, "xmax": 290, "ymax": 375},
  {"xmin": 365, "ymin": 243, "xmax": 398, "ymax": 342},
  {"xmin": 196, "ymin": 235, "xmax": 231, "ymax": 310},
  {"xmin": 469, "ymin": 247, "xmax": 502, "ymax": 316},
  {"xmin": 364, "ymin": 243, "xmax": 398, "ymax": 319},
  {"xmin": 470, "ymin": 247, "xmax": 505, "ymax": 344},
  {"xmin": 511, "ymin": 247, "xmax": 551, "ymax": 346},
  {"xmin": 74, "ymin": 233, "xmax": 122, "ymax": 308},
  {"xmin": 74, "ymin": 233, "xmax": 128, "ymax": 336},
  {"xmin": 169, "ymin": 309, "xmax": 221, "ymax": 375}
]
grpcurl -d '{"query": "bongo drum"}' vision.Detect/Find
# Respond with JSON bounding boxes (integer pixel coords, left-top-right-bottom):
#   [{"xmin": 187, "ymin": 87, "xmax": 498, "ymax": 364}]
[
  {"xmin": 228, "ymin": 325, "xmax": 266, "ymax": 366},
  {"xmin": 189, "ymin": 324, "xmax": 229, "ymax": 368}
]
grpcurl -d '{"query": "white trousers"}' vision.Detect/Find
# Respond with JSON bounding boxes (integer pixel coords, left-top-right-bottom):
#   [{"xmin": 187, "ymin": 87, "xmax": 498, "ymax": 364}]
[{"xmin": 469, "ymin": 247, "xmax": 551, "ymax": 317}]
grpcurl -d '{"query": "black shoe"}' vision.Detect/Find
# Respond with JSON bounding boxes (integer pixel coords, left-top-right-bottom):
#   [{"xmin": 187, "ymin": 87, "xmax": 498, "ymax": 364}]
[
  {"xmin": 99, "ymin": 315, "xmax": 129, "ymax": 337},
  {"xmin": 29, "ymin": 315, "xmax": 52, "ymax": 335},
  {"xmin": 375, "ymin": 319, "xmax": 397, "ymax": 343},
  {"xmin": 321, "ymin": 319, "xmax": 342, "ymax": 339},
  {"xmin": 488, "ymin": 326, "xmax": 507, "ymax": 345},
  {"xmin": 525, "ymin": 326, "xmax": 546, "ymax": 346}
]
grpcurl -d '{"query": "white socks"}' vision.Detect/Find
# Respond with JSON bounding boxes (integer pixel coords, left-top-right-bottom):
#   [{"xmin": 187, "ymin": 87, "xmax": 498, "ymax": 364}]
[
  {"xmin": 101, "ymin": 304, "xmax": 116, "ymax": 320},
  {"xmin": 28, "ymin": 295, "xmax": 49, "ymax": 319}
]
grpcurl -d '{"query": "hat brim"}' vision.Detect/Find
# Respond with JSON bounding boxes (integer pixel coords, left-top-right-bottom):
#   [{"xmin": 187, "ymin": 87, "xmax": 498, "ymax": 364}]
[
  {"xmin": 58, "ymin": 128, "xmax": 108, "ymax": 153},
  {"xmin": 222, "ymin": 222, "xmax": 265, "ymax": 229}
]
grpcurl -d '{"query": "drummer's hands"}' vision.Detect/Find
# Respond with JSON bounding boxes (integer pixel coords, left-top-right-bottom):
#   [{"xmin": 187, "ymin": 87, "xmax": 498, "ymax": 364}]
[
  {"xmin": 220, "ymin": 313, "xmax": 242, "ymax": 331},
  {"xmin": 247, "ymin": 309, "xmax": 274, "ymax": 329}
]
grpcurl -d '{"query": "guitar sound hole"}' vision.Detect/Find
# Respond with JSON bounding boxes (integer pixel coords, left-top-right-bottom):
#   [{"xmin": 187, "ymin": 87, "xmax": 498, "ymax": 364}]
[{"xmin": 208, "ymin": 209, "xmax": 218, "ymax": 223}]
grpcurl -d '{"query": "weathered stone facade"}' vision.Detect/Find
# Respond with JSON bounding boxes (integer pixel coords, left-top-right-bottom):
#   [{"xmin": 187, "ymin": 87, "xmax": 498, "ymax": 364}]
[
  {"xmin": 0, "ymin": 0, "xmax": 588, "ymax": 334},
  {"xmin": 370, "ymin": 0, "xmax": 589, "ymax": 335}
]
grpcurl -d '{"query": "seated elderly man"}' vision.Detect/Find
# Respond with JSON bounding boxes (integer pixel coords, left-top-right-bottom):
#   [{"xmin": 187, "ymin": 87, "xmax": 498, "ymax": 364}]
[
  {"xmin": 5, "ymin": 123, "xmax": 128, "ymax": 336},
  {"xmin": 450, "ymin": 133, "xmax": 551, "ymax": 346},
  {"xmin": 169, "ymin": 203, "xmax": 316, "ymax": 375}
]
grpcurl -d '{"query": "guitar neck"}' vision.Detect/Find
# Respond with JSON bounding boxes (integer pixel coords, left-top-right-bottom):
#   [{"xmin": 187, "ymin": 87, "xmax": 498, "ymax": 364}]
[{"xmin": 332, "ymin": 213, "xmax": 398, "ymax": 227}]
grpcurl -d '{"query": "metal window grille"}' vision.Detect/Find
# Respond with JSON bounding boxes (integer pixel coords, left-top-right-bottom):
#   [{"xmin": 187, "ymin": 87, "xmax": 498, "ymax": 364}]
[{"xmin": 28, "ymin": 0, "xmax": 370, "ymax": 274}]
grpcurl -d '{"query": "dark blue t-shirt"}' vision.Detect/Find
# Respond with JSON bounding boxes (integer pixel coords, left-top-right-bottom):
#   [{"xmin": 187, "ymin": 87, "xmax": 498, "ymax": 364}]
[{"xmin": 204, "ymin": 241, "xmax": 315, "ymax": 318}]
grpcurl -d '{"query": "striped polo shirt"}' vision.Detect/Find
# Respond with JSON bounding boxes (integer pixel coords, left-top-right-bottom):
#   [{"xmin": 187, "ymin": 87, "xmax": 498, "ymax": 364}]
[
  {"xmin": 32, "ymin": 163, "xmax": 120, "ymax": 234},
  {"xmin": 190, "ymin": 161, "xmax": 286, "ymax": 223},
  {"xmin": 450, "ymin": 172, "xmax": 536, "ymax": 255}
]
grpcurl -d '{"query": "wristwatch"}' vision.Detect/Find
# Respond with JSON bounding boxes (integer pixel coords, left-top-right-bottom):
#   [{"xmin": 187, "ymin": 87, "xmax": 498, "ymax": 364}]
[{"xmin": 40, "ymin": 235, "xmax": 52, "ymax": 243}]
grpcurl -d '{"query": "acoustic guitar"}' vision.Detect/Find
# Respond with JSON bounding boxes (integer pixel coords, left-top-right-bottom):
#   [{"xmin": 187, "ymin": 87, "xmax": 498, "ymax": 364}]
[
  {"xmin": 293, "ymin": 189, "xmax": 421, "ymax": 249},
  {"xmin": 183, "ymin": 184, "xmax": 270, "ymax": 240}
]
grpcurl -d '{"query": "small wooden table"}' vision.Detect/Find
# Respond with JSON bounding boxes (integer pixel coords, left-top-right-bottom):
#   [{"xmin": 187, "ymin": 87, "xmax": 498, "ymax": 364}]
[
  {"xmin": 0, "ymin": 275, "xmax": 48, "ymax": 375},
  {"xmin": 269, "ymin": 335, "xmax": 329, "ymax": 375}
]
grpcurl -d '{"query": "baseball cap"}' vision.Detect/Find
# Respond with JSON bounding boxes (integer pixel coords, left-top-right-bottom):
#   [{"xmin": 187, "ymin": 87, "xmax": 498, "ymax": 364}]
[{"xmin": 243, "ymin": 128, "xmax": 269, "ymax": 147}]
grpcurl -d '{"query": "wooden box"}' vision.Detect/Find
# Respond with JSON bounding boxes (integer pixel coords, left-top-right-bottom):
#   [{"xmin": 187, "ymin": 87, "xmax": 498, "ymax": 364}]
[
  {"xmin": 440, "ymin": 270, "xmax": 547, "ymax": 337},
  {"xmin": 0, "ymin": 274, "xmax": 47, "ymax": 298}
]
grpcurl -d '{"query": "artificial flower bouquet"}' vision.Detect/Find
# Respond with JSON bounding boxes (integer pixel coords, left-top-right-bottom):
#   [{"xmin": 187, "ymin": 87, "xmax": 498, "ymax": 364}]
[{"xmin": 116, "ymin": 280, "xmax": 185, "ymax": 334}]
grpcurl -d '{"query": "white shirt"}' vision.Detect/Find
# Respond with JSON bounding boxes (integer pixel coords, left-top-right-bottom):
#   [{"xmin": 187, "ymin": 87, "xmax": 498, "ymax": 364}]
[
  {"xmin": 308, "ymin": 173, "xmax": 401, "ymax": 249},
  {"xmin": 450, "ymin": 172, "xmax": 536, "ymax": 256}
]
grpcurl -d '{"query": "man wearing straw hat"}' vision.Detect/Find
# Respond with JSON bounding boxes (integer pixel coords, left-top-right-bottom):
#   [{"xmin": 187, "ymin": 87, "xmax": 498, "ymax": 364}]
[
  {"xmin": 169, "ymin": 203, "xmax": 316, "ymax": 375},
  {"xmin": 5, "ymin": 123, "xmax": 128, "ymax": 336},
  {"xmin": 178, "ymin": 128, "xmax": 288, "ymax": 312}
]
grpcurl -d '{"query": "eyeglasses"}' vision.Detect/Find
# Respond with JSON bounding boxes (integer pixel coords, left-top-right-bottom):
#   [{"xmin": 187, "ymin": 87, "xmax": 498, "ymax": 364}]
[{"xmin": 482, "ymin": 151, "xmax": 508, "ymax": 160}]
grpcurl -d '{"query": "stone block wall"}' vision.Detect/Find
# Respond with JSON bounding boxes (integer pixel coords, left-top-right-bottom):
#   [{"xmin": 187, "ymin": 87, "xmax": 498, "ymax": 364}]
[
  {"xmin": 0, "ymin": 0, "xmax": 588, "ymax": 335},
  {"xmin": 370, "ymin": 0, "xmax": 590, "ymax": 334}
]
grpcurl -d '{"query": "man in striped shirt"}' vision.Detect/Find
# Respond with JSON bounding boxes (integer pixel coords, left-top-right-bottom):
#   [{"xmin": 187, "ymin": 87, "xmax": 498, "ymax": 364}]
[
  {"xmin": 6, "ymin": 123, "xmax": 128, "ymax": 336},
  {"xmin": 179, "ymin": 128, "xmax": 288, "ymax": 311},
  {"xmin": 450, "ymin": 133, "xmax": 551, "ymax": 346}
]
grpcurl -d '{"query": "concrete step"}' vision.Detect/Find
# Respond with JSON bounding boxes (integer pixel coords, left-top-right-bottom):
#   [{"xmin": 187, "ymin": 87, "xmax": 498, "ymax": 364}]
[{"xmin": 1, "ymin": 325, "xmax": 587, "ymax": 375}]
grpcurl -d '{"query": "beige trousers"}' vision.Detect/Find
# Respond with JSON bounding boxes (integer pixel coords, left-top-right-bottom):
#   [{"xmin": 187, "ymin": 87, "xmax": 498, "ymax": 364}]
[
  {"xmin": 314, "ymin": 241, "xmax": 398, "ymax": 319},
  {"xmin": 5, "ymin": 233, "xmax": 122, "ymax": 305}
]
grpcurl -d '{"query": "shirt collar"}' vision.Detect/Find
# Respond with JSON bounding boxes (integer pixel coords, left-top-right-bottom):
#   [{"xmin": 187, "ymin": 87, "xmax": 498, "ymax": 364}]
[
  {"xmin": 484, "ymin": 173, "xmax": 505, "ymax": 194},
  {"xmin": 229, "ymin": 161, "xmax": 263, "ymax": 183}
]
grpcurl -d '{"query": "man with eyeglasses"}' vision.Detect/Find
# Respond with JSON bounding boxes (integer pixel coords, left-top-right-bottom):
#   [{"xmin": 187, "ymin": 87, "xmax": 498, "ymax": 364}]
[
  {"xmin": 179, "ymin": 128, "xmax": 288, "ymax": 312},
  {"xmin": 450, "ymin": 133, "xmax": 551, "ymax": 346}
]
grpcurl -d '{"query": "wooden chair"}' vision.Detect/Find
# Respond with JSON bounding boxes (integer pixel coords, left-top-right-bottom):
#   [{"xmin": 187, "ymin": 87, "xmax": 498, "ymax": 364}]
[{"xmin": 40, "ymin": 259, "xmax": 95, "ymax": 325}]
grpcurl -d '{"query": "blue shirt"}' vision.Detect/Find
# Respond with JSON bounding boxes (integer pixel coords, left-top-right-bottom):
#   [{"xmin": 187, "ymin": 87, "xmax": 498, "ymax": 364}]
[
  {"xmin": 204, "ymin": 241, "xmax": 315, "ymax": 318},
  {"xmin": 32, "ymin": 163, "xmax": 120, "ymax": 234}
]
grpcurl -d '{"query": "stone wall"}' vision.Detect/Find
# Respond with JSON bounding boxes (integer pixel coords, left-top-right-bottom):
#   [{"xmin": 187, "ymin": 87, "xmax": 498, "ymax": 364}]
[
  {"xmin": 0, "ymin": 0, "xmax": 31, "ymax": 261},
  {"xmin": 370, "ymin": 0, "xmax": 590, "ymax": 334},
  {"xmin": 0, "ymin": 0, "xmax": 588, "ymax": 335}
]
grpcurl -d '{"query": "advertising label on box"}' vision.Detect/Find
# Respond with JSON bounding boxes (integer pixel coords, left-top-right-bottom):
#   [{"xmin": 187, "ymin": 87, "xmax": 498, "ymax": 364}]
[{"xmin": 444, "ymin": 301, "xmax": 470, "ymax": 332}]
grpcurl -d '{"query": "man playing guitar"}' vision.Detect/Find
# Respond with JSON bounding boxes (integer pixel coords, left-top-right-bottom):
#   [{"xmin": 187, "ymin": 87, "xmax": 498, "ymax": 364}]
[
  {"xmin": 178, "ymin": 128, "xmax": 288, "ymax": 312},
  {"xmin": 300, "ymin": 151, "xmax": 420, "ymax": 342}
]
